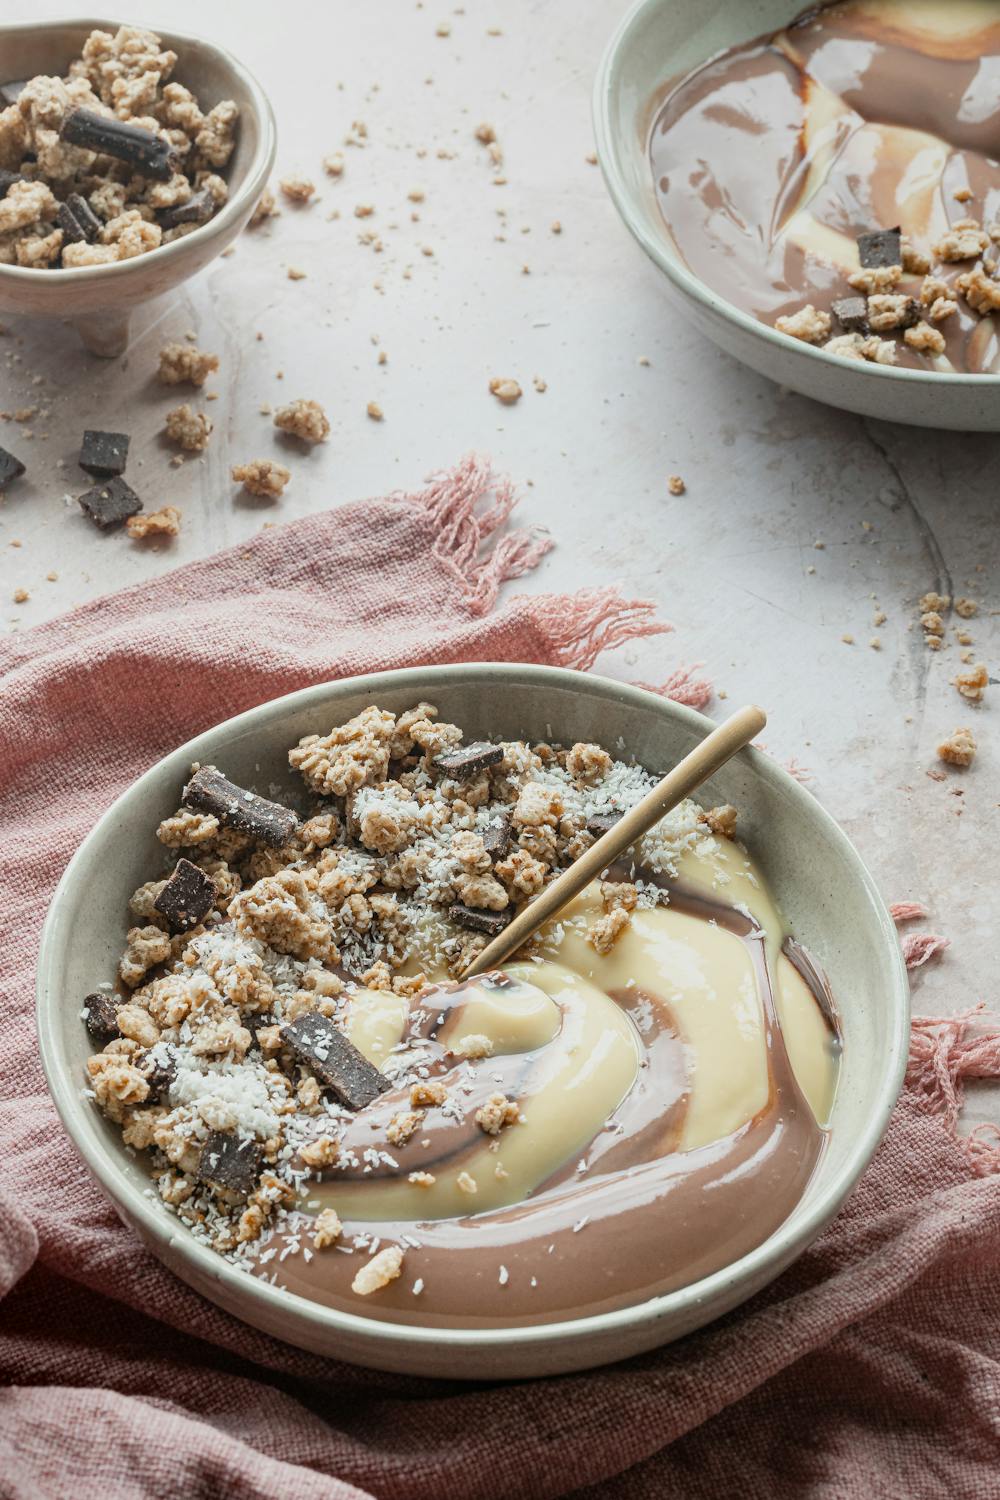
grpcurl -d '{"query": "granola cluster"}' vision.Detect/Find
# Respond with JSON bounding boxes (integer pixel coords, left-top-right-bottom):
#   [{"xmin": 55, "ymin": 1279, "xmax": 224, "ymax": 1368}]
[
  {"xmin": 82, "ymin": 705, "xmax": 724, "ymax": 1283},
  {"xmin": 774, "ymin": 216, "xmax": 999, "ymax": 369},
  {"xmin": 0, "ymin": 26, "xmax": 237, "ymax": 270}
]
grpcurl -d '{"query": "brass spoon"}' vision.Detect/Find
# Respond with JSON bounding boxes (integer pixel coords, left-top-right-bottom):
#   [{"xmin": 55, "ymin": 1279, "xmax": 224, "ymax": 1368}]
[{"xmin": 463, "ymin": 703, "xmax": 767, "ymax": 978}]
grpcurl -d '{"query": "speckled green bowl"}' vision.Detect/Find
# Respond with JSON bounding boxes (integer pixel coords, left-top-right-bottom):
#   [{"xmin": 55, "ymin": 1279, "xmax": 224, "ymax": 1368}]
[{"xmin": 36, "ymin": 664, "xmax": 909, "ymax": 1378}]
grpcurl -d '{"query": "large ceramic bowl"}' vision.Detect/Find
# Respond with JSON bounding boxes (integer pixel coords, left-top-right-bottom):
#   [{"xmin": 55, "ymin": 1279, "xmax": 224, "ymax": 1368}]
[
  {"xmin": 0, "ymin": 18, "xmax": 276, "ymax": 355},
  {"xmin": 594, "ymin": 0, "xmax": 1000, "ymax": 432},
  {"xmin": 36, "ymin": 664, "xmax": 909, "ymax": 1379}
]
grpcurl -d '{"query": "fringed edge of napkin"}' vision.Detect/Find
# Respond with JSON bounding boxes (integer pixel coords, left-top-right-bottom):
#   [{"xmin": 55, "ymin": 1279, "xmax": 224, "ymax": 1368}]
[{"xmin": 908, "ymin": 1008, "xmax": 1000, "ymax": 1176}]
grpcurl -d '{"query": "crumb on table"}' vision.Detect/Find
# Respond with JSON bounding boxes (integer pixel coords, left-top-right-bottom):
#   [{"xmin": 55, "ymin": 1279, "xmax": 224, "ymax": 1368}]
[
  {"xmin": 158, "ymin": 342, "xmax": 219, "ymax": 388},
  {"xmin": 125, "ymin": 505, "xmax": 181, "ymax": 540},
  {"xmin": 231, "ymin": 458, "xmax": 291, "ymax": 498}
]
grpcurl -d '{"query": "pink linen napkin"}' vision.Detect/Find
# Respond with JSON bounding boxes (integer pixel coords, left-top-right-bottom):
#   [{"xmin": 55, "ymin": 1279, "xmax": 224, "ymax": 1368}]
[{"xmin": 2, "ymin": 455, "xmax": 998, "ymax": 1500}]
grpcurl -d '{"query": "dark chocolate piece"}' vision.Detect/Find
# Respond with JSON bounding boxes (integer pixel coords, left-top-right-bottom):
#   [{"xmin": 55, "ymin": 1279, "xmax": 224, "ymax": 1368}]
[
  {"xmin": 857, "ymin": 227, "xmax": 901, "ymax": 268},
  {"xmin": 0, "ymin": 80, "xmax": 25, "ymax": 107},
  {"xmin": 586, "ymin": 812, "xmax": 622, "ymax": 839},
  {"xmin": 449, "ymin": 903, "xmax": 511, "ymax": 936},
  {"xmin": 66, "ymin": 192, "xmax": 102, "ymax": 242},
  {"xmin": 158, "ymin": 187, "xmax": 216, "ymax": 231},
  {"xmin": 139, "ymin": 1046, "xmax": 177, "ymax": 1101},
  {"xmin": 481, "ymin": 808, "xmax": 512, "ymax": 860},
  {"xmin": 434, "ymin": 741, "xmax": 504, "ymax": 777},
  {"xmin": 282, "ymin": 1012, "xmax": 391, "ymax": 1110},
  {"xmin": 78, "ymin": 475, "xmax": 142, "ymax": 530},
  {"xmin": 831, "ymin": 296, "xmax": 868, "ymax": 333},
  {"xmin": 0, "ymin": 446, "xmax": 25, "ymax": 490},
  {"xmin": 0, "ymin": 169, "xmax": 23, "ymax": 197},
  {"xmin": 197, "ymin": 1131, "xmax": 262, "ymax": 1196},
  {"xmin": 183, "ymin": 766, "xmax": 299, "ymax": 848},
  {"xmin": 79, "ymin": 429, "xmax": 130, "ymax": 478},
  {"xmin": 82, "ymin": 990, "xmax": 120, "ymax": 1042},
  {"xmin": 154, "ymin": 857, "xmax": 216, "ymax": 932},
  {"xmin": 60, "ymin": 107, "xmax": 176, "ymax": 182},
  {"xmin": 57, "ymin": 200, "xmax": 86, "ymax": 245}
]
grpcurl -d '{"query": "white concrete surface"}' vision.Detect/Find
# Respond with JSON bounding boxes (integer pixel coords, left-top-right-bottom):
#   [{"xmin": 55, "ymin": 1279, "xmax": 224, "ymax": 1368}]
[{"xmin": 2, "ymin": 2, "xmax": 996, "ymax": 1111}]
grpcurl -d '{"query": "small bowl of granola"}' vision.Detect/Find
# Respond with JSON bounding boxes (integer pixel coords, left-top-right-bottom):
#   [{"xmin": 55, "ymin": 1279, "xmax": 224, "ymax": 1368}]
[
  {"xmin": 594, "ymin": 0, "xmax": 1000, "ymax": 430},
  {"xmin": 0, "ymin": 20, "xmax": 276, "ymax": 355},
  {"xmin": 36, "ymin": 664, "xmax": 908, "ymax": 1378}
]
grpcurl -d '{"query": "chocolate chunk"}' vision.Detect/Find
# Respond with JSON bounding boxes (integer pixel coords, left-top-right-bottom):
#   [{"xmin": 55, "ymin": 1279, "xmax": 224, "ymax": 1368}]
[
  {"xmin": 197, "ymin": 1131, "xmax": 262, "ymax": 1197},
  {"xmin": 586, "ymin": 812, "xmax": 622, "ymax": 839},
  {"xmin": 79, "ymin": 429, "xmax": 130, "ymax": 478},
  {"xmin": 57, "ymin": 200, "xmax": 87, "ymax": 245},
  {"xmin": 0, "ymin": 81, "xmax": 25, "ymax": 107},
  {"xmin": 66, "ymin": 192, "xmax": 102, "ymax": 242},
  {"xmin": 831, "ymin": 296, "xmax": 868, "ymax": 333},
  {"xmin": 78, "ymin": 475, "xmax": 142, "ymax": 530},
  {"xmin": 60, "ymin": 108, "xmax": 177, "ymax": 182},
  {"xmin": 482, "ymin": 808, "xmax": 512, "ymax": 860},
  {"xmin": 158, "ymin": 187, "xmax": 216, "ymax": 231},
  {"xmin": 0, "ymin": 446, "xmax": 25, "ymax": 490},
  {"xmin": 857, "ymin": 227, "xmax": 901, "ymax": 268},
  {"xmin": 0, "ymin": 169, "xmax": 23, "ymax": 197},
  {"xmin": 449, "ymin": 903, "xmax": 511, "ymax": 936},
  {"xmin": 82, "ymin": 990, "xmax": 120, "ymax": 1042},
  {"xmin": 183, "ymin": 765, "xmax": 299, "ymax": 848},
  {"xmin": 282, "ymin": 1012, "xmax": 391, "ymax": 1110},
  {"xmin": 154, "ymin": 857, "xmax": 216, "ymax": 932},
  {"xmin": 434, "ymin": 741, "xmax": 504, "ymax": 777},
  {"xmin": 139, "ymin": 1046, "xmax": 177, "ymax": 1101}
]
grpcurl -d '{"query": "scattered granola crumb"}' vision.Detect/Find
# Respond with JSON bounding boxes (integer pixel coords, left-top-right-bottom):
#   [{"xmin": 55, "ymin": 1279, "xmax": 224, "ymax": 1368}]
[
  {"xmin": 274, "ymin": 398, "xmax": 330, "ymax": 444},
  {"xmin": 550, "ymin": 220, "xmax": 562, "ymax": 234},
  {"xmin": 287, "ymin": 265, "xmax": 307, "ymax": 280},
  {"xmin": 312, "ymin": 1207, "xmax": 343, "ymax": 1248},
  {"xmin": 667, "ymin": 474, "xmax": 686, "ymax": 496},
  {"xmin": 454, "ymin": 1033, "xmax": 493, "ymax": 1060},
  {"xmin": 937, "ymin": 727, "xmax": 976, "ymax": 768},
  {"xmin": 13, "ymin": 587, "xmax": 28, "ymax": 603},
  {"xmin": 164, "ymin": 404, "xmax": 213, "ymax": 452},
  {"xmin": 489, "ymin": 377, "xmax": 522, "ymax": 405},
  {"xmin": 366, "ymin": 401, "xmax": 384, "ymax": 421},
  {"xmin": 351, "ymin": 1244, "xmax": 404, "ymax": 1295},
  {"xmin": 354, "ymin": 202, "xmax": 374, "ymax": 218},
  {"xmin": 474, "ymin": 123, "xmax": 497, "ymax": 144},
  {"xmin": 953, "ymin": 186, "xmax": 974, "ymax": 203},
  {"xmin": 158, "ymin": 343, "xmax": 219, "ymax": 388},
  {"xmin": 279, "ymin": 174, "xmax": 315, "ymax": 204},
  {"xmin": 954, "ymin": 597, "xmax": 978, "ymax": 619},
  {"xmin": 408, "ymin": 1171, "xmax": 436, "ymax": 1187},
  {"xmin": 323, "ymin": 152, "xmax": 345, "ymax": 177},
  {"xmin": 841, "ymin": 634, "xmax": 855, "ymax": 645},
  {"xmin": 436, "ymin": 21, "xmax": 452, "ymax": 36},
  {"xmin": 232, "ymin": 458, "xmax": 291, "ymax": 498},
  {"xmin": 456, "ymin": 1171, "xmax": 477, "ymax": 1194},
  {"xmin": 475, "ymin": 1093, "xmax": 520, "ymax": 1136},
  {"xmin": 532, "ymin": 376, "xmax": 547, "ymax": 393},
  {"xmin": 932, "ymin": 219, "xmax": 989, "ymax": 262},
  {"xmin": 407, "ymin": 187, "xmax": 425, "ymax": 203},
  {"xmin": 249, "ymin": 189, "xmax": 279, "ymax": 227},
  {"xmin": 904, "ymin": 321, "xmax": 946, "ymax": 355},
  {"xmin": 125, "ymin": 506, "xmax": 181, "ymax": 540},
  {"xmin": 954, "ymin": 662, "xmax": 988, "ymax": 704},
  {"xmin": 775, "ymin": 304, "xmax": 832, "ymax": 344}
]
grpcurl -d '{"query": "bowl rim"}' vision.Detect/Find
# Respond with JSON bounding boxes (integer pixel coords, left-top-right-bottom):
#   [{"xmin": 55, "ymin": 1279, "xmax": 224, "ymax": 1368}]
[
  {"xmin": 36, "ymin": 662, "xmax": 911, "ymax": 1355},
  {"xmin": 0, "ymin": 15, "xmax": 276, "ymax": 285},
  {"xmin": 592, "ymin": 0, "xmax": 1000, "ymax": 390}
]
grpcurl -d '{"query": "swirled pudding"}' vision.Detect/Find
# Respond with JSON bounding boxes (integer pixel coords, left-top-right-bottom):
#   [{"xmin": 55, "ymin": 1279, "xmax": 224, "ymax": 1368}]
[
  {"xmin": 650, "ymin": 0, "xmax": 1000, "ymax": 372},
  {"xmin": 80, "ymin": 704, "xmax": 839, "ymax": 1327}
]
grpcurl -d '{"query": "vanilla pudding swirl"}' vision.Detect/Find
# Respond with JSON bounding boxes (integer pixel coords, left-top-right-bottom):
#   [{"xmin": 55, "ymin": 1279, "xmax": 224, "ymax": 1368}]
[
  {"xmin": 649, "ymin": 0, "xmax": 1000, "ymax": 372},
  {"xmin": 254, "ymin": 835, "xmax": 840, "ymax": 1327}
]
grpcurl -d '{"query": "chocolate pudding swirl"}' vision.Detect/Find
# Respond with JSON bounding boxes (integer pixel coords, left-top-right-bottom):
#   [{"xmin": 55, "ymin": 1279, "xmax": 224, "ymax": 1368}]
[
  {"xmin": 254, "ymin": 843, "xmax": 840, "ymax": 1328},
  {"xmin": 649, "ymin": 0, "xmax": 1000, "ymax": 372}
]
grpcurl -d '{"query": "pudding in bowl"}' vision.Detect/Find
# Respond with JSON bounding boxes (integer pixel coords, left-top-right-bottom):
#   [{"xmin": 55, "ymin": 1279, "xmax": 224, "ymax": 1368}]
[
  {"xmin": 78, "ymin": 701, "xmax": 839, "ymax": 1327},
  {"xmin": 36, "ymin": 665, "xmax": 907, "ymax": 1378},
  {"xmin": 649, "ymin": 0, "xmax": 1000, "ymax": 373}
]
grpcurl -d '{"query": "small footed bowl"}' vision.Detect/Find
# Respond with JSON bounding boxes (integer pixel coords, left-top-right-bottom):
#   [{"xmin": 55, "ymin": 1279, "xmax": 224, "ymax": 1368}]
[
  {"xmin": 36, "ymin": 664, "xmax": 909, "ymax": 1379},
  {"xmin": 593, "ymin": 0, "xmax": 1000, "ymax": 431},
  {"xmin": 0, "ymin": 18, "xmax": 276, "ymax": 356}
]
